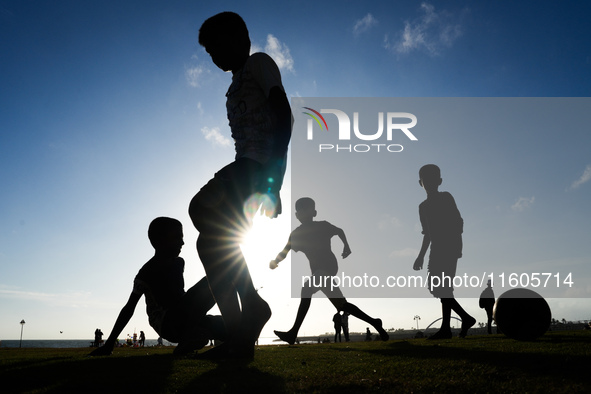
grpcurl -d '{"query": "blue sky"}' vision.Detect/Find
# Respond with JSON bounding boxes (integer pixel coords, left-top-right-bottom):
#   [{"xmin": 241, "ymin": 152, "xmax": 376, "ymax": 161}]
[{"xmin": 1, "ymin": 1, "xmax": 590, "ymax": 341}]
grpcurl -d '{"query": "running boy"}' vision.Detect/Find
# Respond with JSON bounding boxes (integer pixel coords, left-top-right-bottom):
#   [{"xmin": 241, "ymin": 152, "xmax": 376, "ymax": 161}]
[
  {"xmin": 270, "ymin": 197, "xmax": 389, "ymax": 345},
  {"xmin": 90, "ymin": 217, "xmax": 225, "ymax": 356},
  {"xmin": 189, "ymin": 12, "xmax": 292, "ymax": 359},
  {"xmin": 413, "ymin": 164, "xmax": 476, "ymax": 339}
]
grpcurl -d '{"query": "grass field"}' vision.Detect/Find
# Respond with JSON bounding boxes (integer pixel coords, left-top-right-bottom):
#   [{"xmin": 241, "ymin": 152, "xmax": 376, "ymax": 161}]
[{"xmin": 1, "ymin": 331, "xmax": 590, "ymax": 393}]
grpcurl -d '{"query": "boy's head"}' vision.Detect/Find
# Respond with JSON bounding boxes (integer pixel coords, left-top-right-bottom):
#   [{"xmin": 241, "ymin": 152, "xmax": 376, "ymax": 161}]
[
  {"xmin": 148, "ymin": 217, "xmax": 184, "ymax": 257},
  {"xmin": 418, "ymin": 164, "xmax": 442, "ymax": 193},
  {"xmin": 199, "ymin": 12, "xmax": 250, "ymax": 72},
  {"xmin": 295, "ymin": 197, "xmax": 316, "ymax": 223}
]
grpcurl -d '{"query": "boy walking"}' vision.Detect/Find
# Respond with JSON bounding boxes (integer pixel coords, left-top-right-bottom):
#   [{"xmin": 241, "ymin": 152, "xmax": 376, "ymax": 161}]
[
  {"xmin": 270, "ymin": 198, "xmax": 389, "ymax": 345},
  {"xmin": 90, "ymin": 217, "xmax": 225, "ymax": 357},
  {"xmin": 189, "ymin": 12, "xmax": 292, "ymax": 358},
  {"xmin": 413, "ymin": 164, "xmax": 476, "ymax": 339}
]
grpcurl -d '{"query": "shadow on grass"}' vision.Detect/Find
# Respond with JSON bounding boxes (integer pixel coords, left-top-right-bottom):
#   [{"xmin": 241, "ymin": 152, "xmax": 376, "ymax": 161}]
[
  {"xmin": 1, "ymin": 351, "xmax": 177, "ymax": 393},
  {"xmin": 353, "ymin": 333, "xmax": 591, "ymax": 390},
  {"xmin": 182, "ymin": 359, "xmax": 286, "ymax": 392}
]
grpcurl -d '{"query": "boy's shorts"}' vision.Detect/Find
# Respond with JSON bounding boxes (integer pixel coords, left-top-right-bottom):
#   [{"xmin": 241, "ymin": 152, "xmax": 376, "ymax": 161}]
[
  {"xmin": 427, "ymin": 257, "xmax": 458, "ymax": 299},
  {"xmin": 301, "ymin": 272, "xmax": 347, "ymax": 310},
  {"xmin": 189, "ymin": 158, "xmax": 263, "ymax": 235}
]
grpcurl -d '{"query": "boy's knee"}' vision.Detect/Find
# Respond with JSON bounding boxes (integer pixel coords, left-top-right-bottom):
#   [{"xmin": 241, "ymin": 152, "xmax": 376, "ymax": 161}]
[
  {"xmin": 332, "ymin": 298, "xmax": 347, "ymax": 311},
  {"xmin": 189, "ymin": 179, "xmax": 227, "ymax": 232}
]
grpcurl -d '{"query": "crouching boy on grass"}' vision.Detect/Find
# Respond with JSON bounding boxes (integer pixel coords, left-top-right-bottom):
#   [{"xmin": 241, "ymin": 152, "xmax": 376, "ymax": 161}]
[{"xmin": 90, "ymin": 217, "xmax": 225, "ymax": 356}]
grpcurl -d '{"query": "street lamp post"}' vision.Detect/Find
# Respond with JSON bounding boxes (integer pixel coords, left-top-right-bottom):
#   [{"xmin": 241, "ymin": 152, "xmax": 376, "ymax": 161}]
[
  {"xmin": 19, "ymin": 319, "xmax": 26, "ymax": 348},
  {"xmin": 414, "ymin": 315, "xmax": 421, "ymax": 330}
]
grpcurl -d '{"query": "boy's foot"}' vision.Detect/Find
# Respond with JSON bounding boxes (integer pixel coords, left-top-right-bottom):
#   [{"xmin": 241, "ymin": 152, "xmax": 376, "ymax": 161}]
[
  {"xmin": 173, "ymin": 324, "xmax": 214, "ymax": 356},
  {"xmin": 246, "ymin": 298, "xmax": 272, "ymax": 343},
  {"xmin": 373, "ymin": 319, "xmax": 390, "ymax": 341},
  {"xmin": 274, "ymin": 330, "xmax": 297, "ymax": 345},
  {"xmin": 427, "ymin": 329, "xmax": 452, "ymax": 340},
  {"xmin": 459, "ymin": 316, "xmax": 476, "ymax": 338},
  {"xmin": 173, "ymin": 337, "xmax": 209, "ymax": 356}
]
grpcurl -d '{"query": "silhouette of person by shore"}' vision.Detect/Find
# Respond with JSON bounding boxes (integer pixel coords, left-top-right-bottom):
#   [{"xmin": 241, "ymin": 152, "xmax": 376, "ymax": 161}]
[
  {"xmin": 479, "ymin": 280, "xmax": 495, "ymax": 334},
  {"xmin": 139, "ymin": 331, "xmax": 146, "ymax": 347},
  {"xmin": 270, "ymin": 197, "xmax": 389, "ymax": 345},
  {"xmin": 342, "ymin": 311, "xmax": 350, "ymax": 341},
  {"xmin": 94, "ymin": 328, "xmax": 103, "ymax": 347},
  {"xmin": 189, "ymin": 11, "xmax": 292, "ymax": 360},
  {"xmin": 89, "ymin": 217, "xmax": 225, "ymax": 357},
  {"xmin": 413, "ymin": 164, "xmax": 476, "ymax": 339},
  {"xmin": 333, "ymin": 312, "xmax": 342, "ymax": 343}
]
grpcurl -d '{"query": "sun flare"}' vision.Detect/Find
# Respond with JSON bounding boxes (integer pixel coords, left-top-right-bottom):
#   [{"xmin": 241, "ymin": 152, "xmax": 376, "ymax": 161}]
[{"xmin": 240, "ymin": 211, "xmax": 291, "ymax": 292}]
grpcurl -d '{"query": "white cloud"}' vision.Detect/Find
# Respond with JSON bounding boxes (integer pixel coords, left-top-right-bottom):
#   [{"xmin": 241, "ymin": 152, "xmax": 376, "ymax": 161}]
[
  {"xmin": 0, "ymin": 287, "xmax": 94, "ymax": 308},
  {"xmin": 185, "ymin": 65, "xmax": 206, "ymax": 88},
  {"xmin": 263, "ymin": 34, "xmax": 295, "ymax": 73},
  {"xmin": 354, "ymin": 13, "xmax": 378, "ymax": 36},
  {"xmin": 201, "ymin": 126, "xmax": 232, "ymax": 147},
  {"xmin": 568, "ymin": 164, "xmax": 591, "ymax": 190},
  {"xmin": 511, "ymin": 196, "xmax": 535, "ymax": 212},
  {"xmin": 386, "ymin": 2, "xmax": 464, "ymax": 56}
]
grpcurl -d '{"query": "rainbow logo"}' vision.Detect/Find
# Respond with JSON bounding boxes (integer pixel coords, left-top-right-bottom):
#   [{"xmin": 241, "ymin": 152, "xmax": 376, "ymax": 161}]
[{"xmin": 302, "ymin": 107, "xmax": 328, "ymax": 131}]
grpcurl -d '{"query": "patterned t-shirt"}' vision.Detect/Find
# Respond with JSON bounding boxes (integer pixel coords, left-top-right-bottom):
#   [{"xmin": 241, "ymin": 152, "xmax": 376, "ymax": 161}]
[{"xmin": 226, "ymin": 52, "xmax": 285, "ymax": 164}]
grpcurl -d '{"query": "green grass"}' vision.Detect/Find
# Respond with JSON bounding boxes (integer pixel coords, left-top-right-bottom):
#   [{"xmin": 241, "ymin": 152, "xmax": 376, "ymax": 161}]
[{"xmin": 1, "ymin": 331, "xmax": 590, "ymax": 393}]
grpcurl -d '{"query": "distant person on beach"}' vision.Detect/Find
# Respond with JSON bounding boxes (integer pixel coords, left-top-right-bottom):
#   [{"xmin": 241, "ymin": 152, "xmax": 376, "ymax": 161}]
[
  {"xmin": 270, "ymin": 197, "xmax": 389, "ymax": 345},
  {"xmin": 90, "ymin": 217, "xmax": 225, "ymax": 357},
  {"xmin": 479, "ymin": 280, "xmax": 495, "ymax": 334},
  {"xmin": 94, "ymin": 328, "xmax": 103, "ymax": 347},
  {"xmin": 333, "ymin": 312, "xmax": 342, "ymax": 343},
  {"xmin": 139, "ymin": 331, "xmax": 146, "ymax": 347},
  {"xmin": 413, "ymin": 164, "xmax": 476, "ymax": 339},
  {"xmin": 188, "ymin": 11, "xmax": 292, "ymax": 360},
  {"xmin": 342, "ymin": 311, "xmax": 350, "ymax": 341}
]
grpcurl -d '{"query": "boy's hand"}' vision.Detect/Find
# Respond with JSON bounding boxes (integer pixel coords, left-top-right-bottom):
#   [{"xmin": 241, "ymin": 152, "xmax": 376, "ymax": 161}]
[
  {"xmin": 269, "ymin": 260, "xmax": 279, "ymax": 270},
  {"xmin": 342, "ymin": 245, "xmax": 352, "ymax": 259},
  {"xmin": 261, "ymin": 192, "xmax": 281, "ymax": 218},
  {"xmin": 413, "ymin": 256, "xmax": 424, "ymax": 271}
]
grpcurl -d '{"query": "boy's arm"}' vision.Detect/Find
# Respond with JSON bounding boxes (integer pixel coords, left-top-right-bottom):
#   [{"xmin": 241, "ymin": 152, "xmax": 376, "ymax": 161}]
[
  {"xmin": 413, "ymin": 233, "xmax": 430, "ymax": 270},
  {"xmin": 335, "ymin": 227, "xmax": 352, "ymax": 258},
  {"xmin": 89, "ymin": 291, "xmax": 141, "ymax": 356},
  {"xmin": 262, "ymin": 86, "xmax": 292, "ymax": 218},
  {"xmin": 270, "ymin": 236, "xmax": 292, "ymax": 269}
]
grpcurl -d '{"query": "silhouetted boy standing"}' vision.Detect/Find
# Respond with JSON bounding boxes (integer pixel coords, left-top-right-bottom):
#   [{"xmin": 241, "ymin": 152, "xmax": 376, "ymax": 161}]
[
  {"xmin": 413, "ymin": 164, "xmax": 475, "ymax": 339},
  {"xmin": 271, "ymin": 197, "xmax": 389, "ymax": 345},
  {"xmin": 189, "ymin": 12, "xmax": 292, "ymax": 359}
]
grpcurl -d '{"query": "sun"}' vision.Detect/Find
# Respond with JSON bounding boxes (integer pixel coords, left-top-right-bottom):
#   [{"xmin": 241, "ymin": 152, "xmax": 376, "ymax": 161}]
[{"xmin": 240, "ymin": 211, "xmax": 292, "ymax": 291}]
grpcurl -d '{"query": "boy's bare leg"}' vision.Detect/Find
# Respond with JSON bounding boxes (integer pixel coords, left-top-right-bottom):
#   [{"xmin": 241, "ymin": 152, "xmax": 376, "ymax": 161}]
[
  {"xmin": 196, "ymin": 235, "xmax": 242, "ymax": 330},
  {"xmin": 449, "ymin": 298, "xmax": 476, "ymax": 338},
  {"xmin": 197, "ymin": 234, "xmax": 270, "ymax": 357},
  {"xmin": 341, "ymin": 302, "xmax": 389, "ymax": 341},
  {"xmin": 274, "ymin": 297, "xmax": 311, "ymax": 345}
]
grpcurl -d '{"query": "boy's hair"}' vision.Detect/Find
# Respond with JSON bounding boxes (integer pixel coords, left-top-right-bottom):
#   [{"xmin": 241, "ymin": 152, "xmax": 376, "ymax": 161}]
[
  {"xmin": 295, "ymin": 197, "xmax": 315, "ymax": 212},
  {"xmin": 198, "ymin": 11, "xmax": 250, "ymax": 48},
  {"xmin": 419, "ymin": 164, "xmax": 441, "ymax": 179},
  {"xmin": 148, "ymin": 217, "xmax": 182, "ymax": 249}
]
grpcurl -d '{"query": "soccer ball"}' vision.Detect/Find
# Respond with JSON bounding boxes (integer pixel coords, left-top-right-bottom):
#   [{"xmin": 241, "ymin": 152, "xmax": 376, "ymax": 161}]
[{"xmin": 493, "ymin": 288, "xmax": 551, "ymax": 341}]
